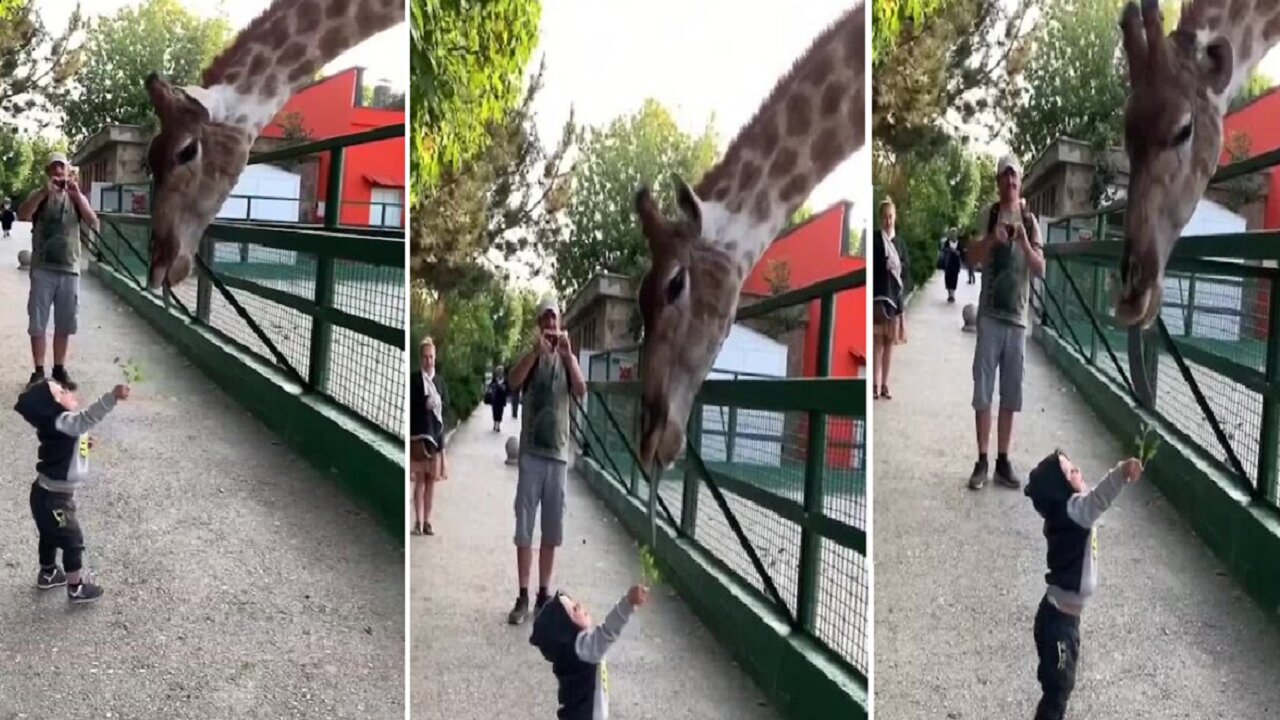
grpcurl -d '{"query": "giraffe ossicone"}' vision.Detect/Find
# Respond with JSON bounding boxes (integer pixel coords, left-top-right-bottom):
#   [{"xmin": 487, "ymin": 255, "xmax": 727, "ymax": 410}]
[
  {"xmin": 633, "ymin": 2, "xmax": 866, "ymax": 468},
  {"xmin": 143, "ymin": 0, "xmax": 405, "ymax": 291}
]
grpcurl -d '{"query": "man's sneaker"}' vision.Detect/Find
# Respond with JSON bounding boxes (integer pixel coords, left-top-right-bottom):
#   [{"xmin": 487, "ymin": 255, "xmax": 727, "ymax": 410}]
[
  {"xmin": 968, "ymin": 461, "xmax": 989, "ymax": 490},
  {"xmin": 51, "ymin": 366, "xmax": 76, "ymax": 391},
  {"xmin": 68, "ymin": 580, "xmax": 104, "ymax": 604},
  {"xmin": 37, "ymin": 566, "xmax": 66, "ymax": 589},
  {"xmin": 27, "ymin": 369, "xmax": 45, "ymax": 388},
  {"xmin": 994, "ymin": 459, "xmax": 1023, "ymax": 489},
  {"xmin": 507, "ymin": 596, "xmax": 530, "ymax": 625}
]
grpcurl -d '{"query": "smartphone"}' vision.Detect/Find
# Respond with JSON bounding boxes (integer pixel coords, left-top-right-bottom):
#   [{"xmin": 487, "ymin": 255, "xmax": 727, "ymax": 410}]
[{"xmin": 53, "ymin": 179, "xmax": 66, "ymax": 190}]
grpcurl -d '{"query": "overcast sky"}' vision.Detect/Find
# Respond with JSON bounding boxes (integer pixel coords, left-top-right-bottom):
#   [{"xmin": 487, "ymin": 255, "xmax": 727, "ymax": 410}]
[{"xmin": 39, "ymin": 0, "xmax": 405, "ymax": 89}]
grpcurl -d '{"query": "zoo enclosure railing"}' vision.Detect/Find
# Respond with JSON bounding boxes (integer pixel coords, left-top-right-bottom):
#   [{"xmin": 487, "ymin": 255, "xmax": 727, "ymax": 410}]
[
  {"xmin": 1038, "ymin": 146, "xmax": 1280, "ymax": 509},
  {"xmin": 85, "ymin": 125, "xmax": 406, "ymax": 439},
  {"xmin": 574, "ymin": 269, "xmax": 868, "ymax": 679}
]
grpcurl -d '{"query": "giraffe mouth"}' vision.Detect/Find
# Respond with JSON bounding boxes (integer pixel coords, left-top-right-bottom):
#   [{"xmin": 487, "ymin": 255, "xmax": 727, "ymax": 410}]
[{"xmin": 1115, "ymin": 242, "xmax": 1163, "ymax": 328}]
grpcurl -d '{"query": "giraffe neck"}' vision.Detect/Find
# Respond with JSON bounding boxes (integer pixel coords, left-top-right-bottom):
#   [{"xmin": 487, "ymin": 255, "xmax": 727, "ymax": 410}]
[
  {"xmin": 198, "ymin": 0, "xmax": 404, "ymax": 137},
  {"xmin": 1179, "ymin": 0, "xmax": 1280, "ymax": 113},
  {"xmin": 692, "ymin": 2, "xmax": 865, "ymax": 276}
]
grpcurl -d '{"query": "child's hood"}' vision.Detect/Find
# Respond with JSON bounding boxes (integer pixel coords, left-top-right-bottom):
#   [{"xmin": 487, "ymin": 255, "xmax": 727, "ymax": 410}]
[
  {"xmin": 529, "ymin": 592, "xmax": 581, "ymax": 662},
  {"xmin": 1024, "ymin": 450, "xmax": 1073, "ymax": 519},
  {"xmin": 14, "ymin": 382, "xmax": 63, "ymax": 429}
]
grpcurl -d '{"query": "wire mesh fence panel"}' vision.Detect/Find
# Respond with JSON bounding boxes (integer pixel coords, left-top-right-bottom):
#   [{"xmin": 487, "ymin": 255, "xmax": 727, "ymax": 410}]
[
  {"xmin": 815, "ymin": 541, "xmax": 869, "ymax": 674},
  {"xmin": 327, "ymin": 325, "xmax": 405, "ymax": 436},
  {"xmin": 822, "ymin": 415, "xmax": 867, "ymax": 530},
  {"xmin": 212, "ymin": 242, "xmax": 317, "ymax": 300},
  {"xmin": 205, "ymin": 281, "xmax": 315, "ymax": 381},
  {"xmin": 691, "ymin": 482, "xmax": 801, "ymax": 617}
]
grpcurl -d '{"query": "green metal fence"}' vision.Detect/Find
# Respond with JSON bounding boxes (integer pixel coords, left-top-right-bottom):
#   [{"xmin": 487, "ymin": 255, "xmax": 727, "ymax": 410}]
[
  {"xmin": 575, "ymin": 270, "xmax": 868, "ymax": 677},
  {"xmin": 86, "ymin": 125, "xmax": 406, "ymax": 439},
  {"xmin": 1038, "ymin": 147, "xmax": 1280, "ymax": 508}
]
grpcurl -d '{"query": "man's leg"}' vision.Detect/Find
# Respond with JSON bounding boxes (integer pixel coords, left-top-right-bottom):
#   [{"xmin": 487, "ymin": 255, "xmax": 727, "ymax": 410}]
[
  {"xmin": 509, "ymin": 453, "xmax": 543, "ymax": 624},
  {"xmin": 536, "ymin": 457, "xmax": 568, "ymax": 611},
  {"xmin": 50, "ymin": 274, "xmax": 78, "ymax": 387},
  {"xmin": 993, "ymin": 324, "xmax": 1026, "ymax": 488},
  {"xmin": 970, "ymin": 316, "xmax": 1003, "ymax": 489},
  {"xmin": 27, "ymin": 270, "xmax": 55, "ymax": 382}
]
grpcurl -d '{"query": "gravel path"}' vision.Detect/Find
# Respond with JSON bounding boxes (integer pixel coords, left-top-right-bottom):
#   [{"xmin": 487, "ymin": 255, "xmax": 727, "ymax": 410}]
[
  {"xmin": 0, "ymin": 227, "xmax": 404, "ymax": 720},
  {"xmin": 410, "ymin": 409, "xmax": 779, "ymax": 720},
  {"xmin": 873, "ymin": 274, "xmax": 1280, "ymax": 719}
]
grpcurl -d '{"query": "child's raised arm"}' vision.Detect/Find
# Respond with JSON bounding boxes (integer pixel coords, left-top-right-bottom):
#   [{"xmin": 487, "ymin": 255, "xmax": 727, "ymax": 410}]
[
  {"xmin": 1066, "ymin": 461, "xmax": 1137, "ymax": 528},
  {"xmin": 54, "ymin": 391, "xmax": 122, "ymax": 437},
  {"xmin": 573, "ymin": 589, "xmax": 644, "ymax": 664}
]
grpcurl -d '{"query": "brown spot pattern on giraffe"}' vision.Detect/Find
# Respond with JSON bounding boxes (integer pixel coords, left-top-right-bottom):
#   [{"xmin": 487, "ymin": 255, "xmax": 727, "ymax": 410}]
[
  {"xmin": 247, "ymin": 53, "xmax": 269, "ymax": 80},
  {"xmin": 736, "ymin": 160, "xmax": 762, "ymax": 194},
  {"xmin": 818, "ymin": 81, "xmax": 844, "ymax": 117},
  {"xmin": 327, "ymin": 0, "xmax": 352, "ymax": 19},
  {"xmin": 261, "ymin": 74, "xmax": 279, "ymax": 100},
  {"xmin": 752, "ymin": 190, "xmax": 771, "ymax": 223},
  {"xmin": 320, "ymin": 27, "xmax": 350, "ymax": 58},
  {"xmin": 288, "ymin": 59, "xmax": 319, "ymax": 84},
  {"xmin": 1265, "ymin": 13, "xmax": 1280, "ymax": 39},
  {"xmin": 295, "ymin": 0, "xmax": 322, "ymax": 35},
  {"xmin": 779, "ymin": 174, "xmax": 807, "ymax": 205},
  {"xmin": 810, "ymin": 126, "xmax": 843, "ymax": 166},
  {"xmin": 785, "ymin": 93, "xmax": 812, "ymax": 137},
  {"xmin": 768, "ymin": 147, "xmax": 798, "ymax": 179},
  {"xmin": 280, "ymin": 42, "xmax": 308, "ymax": 66}
]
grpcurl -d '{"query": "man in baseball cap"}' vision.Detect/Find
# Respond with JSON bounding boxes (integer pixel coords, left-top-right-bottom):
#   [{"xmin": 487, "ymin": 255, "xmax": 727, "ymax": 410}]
[
  {"xmin": 503, "ymin": 294, "xmax": 587, "ymax": 625},
  {"xmin": 17, "ymin": 149, "xmax": 99, "ymax": 389}
]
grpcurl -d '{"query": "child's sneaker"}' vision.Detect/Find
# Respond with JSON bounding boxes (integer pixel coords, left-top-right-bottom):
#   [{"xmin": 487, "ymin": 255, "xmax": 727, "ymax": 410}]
[
  {"xmin": 37, "ymin": 566, "xmax": 66, "ymax": 589},
  {"xmin": 67, "ymin": 577, "xmax": 104, "ymax": 604}
]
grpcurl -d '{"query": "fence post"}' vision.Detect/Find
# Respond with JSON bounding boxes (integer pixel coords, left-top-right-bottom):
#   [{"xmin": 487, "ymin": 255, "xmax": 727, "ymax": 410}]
[
  {"xmin": 797, "ymin": 294, "xmax": 834, "ymax": 631},
  {"xmin": 324, "ymin": 147, "xmax": 345, "ymax": 229},
  {"xmin": 308, "ymin": 149, "xmax": 344, "ymax": 390},
  {"xmin": 195, "ymin": 235, "xmax": 213, "ymax": 324},
  {"xmin": 1258, "ymin": 277, "xmax": 1280, "ymax": 502},
  {"xmin": 681, "ymin": 403, "xmax": 702, "ymax": 537}
]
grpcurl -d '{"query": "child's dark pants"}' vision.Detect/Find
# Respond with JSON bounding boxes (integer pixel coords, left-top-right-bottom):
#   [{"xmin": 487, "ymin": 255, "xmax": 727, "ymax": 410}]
[
  {"xmin": 1033, "ymin": 595, "xmax": 1080, "ymax": 720},
  {"xmin": 29, "ymin": 482, "xmax": 85, "ymax": 573}
]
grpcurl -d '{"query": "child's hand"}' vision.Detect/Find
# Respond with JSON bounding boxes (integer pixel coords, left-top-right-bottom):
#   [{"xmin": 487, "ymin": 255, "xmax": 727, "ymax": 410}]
[
  {"xmin": 112, "ymin": 384, "xmax": 130, "ymax": 401},
  {"xmin": 627, "ymin": 585, "xmax": 649, "ymax": 608},
  {"xmin": 1121, "ymin": 457, "xmax": 1143, "ymax": 482}
]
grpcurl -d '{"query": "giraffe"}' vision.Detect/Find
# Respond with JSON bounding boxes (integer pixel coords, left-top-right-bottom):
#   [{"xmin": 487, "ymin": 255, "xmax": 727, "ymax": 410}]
[
  {"xmin": 1115, "ymin": 0, "xmax": 1262, "ymax": 329},
  {"xmin": 633, "ymin": 3, "xmax": 865, "ymax": 468},
  {"xmin": 143, "ymin": 0, "xmax": 404, "ymax": 290}
]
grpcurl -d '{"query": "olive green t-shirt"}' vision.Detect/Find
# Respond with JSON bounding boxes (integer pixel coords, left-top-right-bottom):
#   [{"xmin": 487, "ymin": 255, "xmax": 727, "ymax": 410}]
[
  {"xmin": 520, "ymin": 352, "xmax": 571, "ymax": 463},
  {"xmin": 30, "ymin": 192, "xmax": 82, "ymax": 276},
  {"xmin": 979, "ymin": 203, "xmax": 1040, "ymax": 328}
]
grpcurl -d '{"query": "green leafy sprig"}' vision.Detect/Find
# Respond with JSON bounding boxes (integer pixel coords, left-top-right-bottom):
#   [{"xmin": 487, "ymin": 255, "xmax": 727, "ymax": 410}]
[
  {"xmin": 114, "ymin": 356, "xmax": 144, "ymax": 383},
  {"xmin": 1134, "ymin": 421, "xmax": 1161, "ymax": 464},
  {"xmin": 638, "ymin": 544, "xmax": 661, "ymax": 586}
]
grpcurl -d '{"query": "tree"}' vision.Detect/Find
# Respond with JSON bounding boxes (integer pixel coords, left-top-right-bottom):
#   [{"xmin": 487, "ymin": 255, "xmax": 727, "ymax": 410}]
[
  {"xmin": 1228, "ymin": 69, "xmax": 1274, "ymax": 112},
  {"xmin": 873, "ymin": 0, "xmax": 1035, "ymax": 157},
  {"xmin": 872, "ymin": 0, "xmax": 952, "ymax": 62},
  {"xmin": 410, "ymin": 0, "xmax": 541, "ymax": 201},
  {"xmin": 547, "ymin": 99, "xmax": 719, "ymax": 300},
  {"xmin": 412, "ymin": 59, "xmax": 576, "ymax": 298},
  {"xmin": 1009, "ymin": 0, "xmax": 1128, "ymax": 161},
  {"xmin": 55, "ymin": 0, "xmax": 230, "ymax": 145},
  {"xmin": 0, "ymin": 2, "xmax": 85, "ymax": 127}
]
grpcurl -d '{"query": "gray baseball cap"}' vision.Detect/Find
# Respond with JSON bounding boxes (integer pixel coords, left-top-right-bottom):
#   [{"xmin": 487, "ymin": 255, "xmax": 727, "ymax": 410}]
[{"xmin": 536, "ymin": 297, "xmax": 560, "ymax": 318}]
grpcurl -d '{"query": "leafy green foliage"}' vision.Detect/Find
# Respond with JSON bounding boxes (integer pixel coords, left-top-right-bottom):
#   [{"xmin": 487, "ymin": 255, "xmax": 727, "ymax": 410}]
[
  {"xmin": 0, "ymin": 2, "xmax": 85, "ymax": 122},
  {"xmin": 412, "ymin": 60, "xmax": 576, "ymax": 297},
  {"xmin": 1228, "ymin": 69, "xmax": 1275, "ymax": 112},
  {"xmin": 874, "ymin": 138, "xmax": 994, "ymax": 289},
  {"xmin": 54, "ymin": 0, "xmax": 229, "ymax": 146},
  {"xmin": 873, "ymin": 0, "xmax": 1034, "ymax": 156},
  {"xmin": 410, "ymin": 0, "xmax": 541, "ymax": 201},
  {"xmin": 0, "ymin": 131, "xmax": 67, "ymax": 202},
  {"xmin": 546, "ymin": 99, "xmax": 718, "ymax": 301},
  {"xmin": 1135, "ymin": 422, "xmax": 1161, "ymax": 464},
  {"xmin": 638, "ymin": 544, "xmax": 661, "ymax": 585},
  {"xmin": 114, "ymin": 356, "xmax": 145, "ymax": 384},
  {"xmin": 872, "ymin": 0, "xmax": 951, "ymax": 62}
]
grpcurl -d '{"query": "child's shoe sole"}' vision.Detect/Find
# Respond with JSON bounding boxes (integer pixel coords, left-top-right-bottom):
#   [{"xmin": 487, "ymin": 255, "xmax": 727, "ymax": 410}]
[{"xmin": 37, "ymin": 578, "xmax": 67, "ymax": 590}]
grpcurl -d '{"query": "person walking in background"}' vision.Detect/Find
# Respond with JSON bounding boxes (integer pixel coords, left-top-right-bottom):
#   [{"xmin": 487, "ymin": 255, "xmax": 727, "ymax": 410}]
[
  {"xmin": 872, "ymin": 198, "xmax": 909, "ymax": 400},
  {"xmin": 508, "ymin": 365, "xmax": 520, "ymax": 421},
  {"xmin": 1, "ymin": 199, "xmax": 16, "ymax": 238},
  {"xmin": 942, "ymin": 229, "xmax": 963, "ymax": 303},
  {"xmin": 961, "ymin": 228, "xmax": 978, "ymax": 285},
  {"xmin": 487, "ymin": 365, "xmax": 509, "ymax": 432},
  {"xmin": 504, "ymin": 298, "xmax": 587, "ymax": 625},
  {"xmin": 410, "ymin": 337, "xmax": 450, "ymax": 536}
]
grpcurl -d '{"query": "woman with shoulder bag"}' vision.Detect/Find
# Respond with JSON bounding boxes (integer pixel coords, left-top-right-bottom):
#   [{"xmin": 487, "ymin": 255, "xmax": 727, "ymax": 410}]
[
  {"xmin": 410, "ymin": 337, "xmax": 449, "ymax": 536},
  {"xmin": 873, "ymin": 199, "xmax": 909, "ymax": 400}
]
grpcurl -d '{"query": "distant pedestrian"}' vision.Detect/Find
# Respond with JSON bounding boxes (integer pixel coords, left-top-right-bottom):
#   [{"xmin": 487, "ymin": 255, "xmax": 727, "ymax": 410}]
[
  {"xmin": 410, "ymin": 337, "xmax": 449, "ymax": 536},
  {"xmin": 487, "ymin": 365, "xmax": 509, "ymax": 432},
  {"xmin": 1, "ymin": 199, "xmax": 16, "ymax": 238},
  {"xmin": 873, "ymin": 198, "xmax": 909, "ymax": 400},
  {"xmin": 942, "ymin": 229, "xmax": 963, "ymax": 303}
]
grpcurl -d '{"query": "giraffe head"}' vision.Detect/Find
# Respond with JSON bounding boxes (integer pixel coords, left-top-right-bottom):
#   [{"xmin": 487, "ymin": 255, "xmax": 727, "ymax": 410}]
[
  {"xmin": 144, "ymin": 72, "xmax": 252, "ymax": 290},
  {"xmin": 1116, "ymin": 0, "xmax": 1233, "ymax": 327},
  {"xmin": 633, "ymin": 179, "xmax": 742, "ymax": 469}
]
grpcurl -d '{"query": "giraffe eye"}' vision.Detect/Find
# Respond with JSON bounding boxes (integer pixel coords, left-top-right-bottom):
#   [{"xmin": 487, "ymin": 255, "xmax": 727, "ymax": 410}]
[
  {"xmin": 176, "ymin": 140, "xmax": 199, "ymax": 164},
  {"xmin": 1170, "ymin": 122, "xmax": 1192, "ymax": 148},
  {"xmin": 664, "ymin": 268, "xmax": 687, "ymax": 304}
]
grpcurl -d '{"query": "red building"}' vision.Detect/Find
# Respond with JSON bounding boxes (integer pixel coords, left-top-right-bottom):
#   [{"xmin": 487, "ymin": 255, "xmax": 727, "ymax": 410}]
[
  {"xmin": 741, "ymin": 201, "xmax": 867, "ymax": 469},
  {"xmin": 259, "ymin": 67, "xmax": 405, "ymax": 228}
]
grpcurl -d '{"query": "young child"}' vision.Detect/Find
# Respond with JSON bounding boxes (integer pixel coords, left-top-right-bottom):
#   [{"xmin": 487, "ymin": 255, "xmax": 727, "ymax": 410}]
[
  {"xmin": 1024, "ymin": 450, "xmax": 1142, "ymax": 720},
  {"xmin": 14, "ymin": 379, "xmax": 130, "ymax": 603},
  {"xmin": 530, "ymin": 584, "xmax": 649, "ymax": 719}
]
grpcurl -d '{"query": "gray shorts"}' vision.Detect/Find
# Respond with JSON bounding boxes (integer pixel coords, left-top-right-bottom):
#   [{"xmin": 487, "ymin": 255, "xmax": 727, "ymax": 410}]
[
  {"xmin": 972, "ymin": 313, "xmax": 1026, "ymax": 412},
  {"xmin": 28, "ymin": 268, "xmax": 79, "ymax": 336},
  {"xmin": 513, "ymin": 452, "xmax": 567, "ymax": 547}
]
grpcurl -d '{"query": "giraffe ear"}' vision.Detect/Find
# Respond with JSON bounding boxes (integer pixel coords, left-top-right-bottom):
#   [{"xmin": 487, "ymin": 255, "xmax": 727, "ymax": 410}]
[
  {"xmin": 673, "ymin": 175, "xmax": 702, "ymax": 233},
  {"xmin": 1200, "ymin": 37, "xmax": 1233, "ymax": 95},
  {"xmin": 635, "ymin": 186, "xmax": 668, "ymax": 248},
  {"xmin": 178, "ymin": 85, "xmax": 219, "ymax": 122}
]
